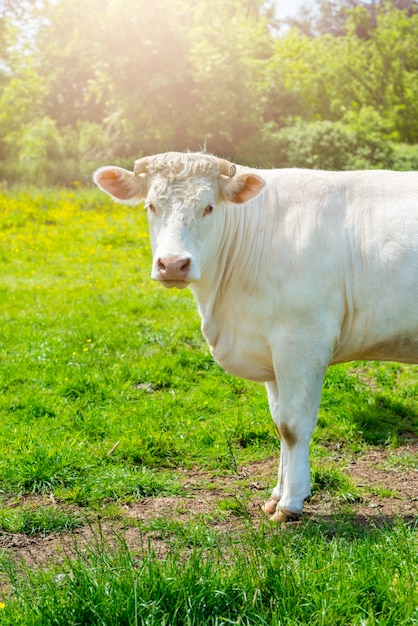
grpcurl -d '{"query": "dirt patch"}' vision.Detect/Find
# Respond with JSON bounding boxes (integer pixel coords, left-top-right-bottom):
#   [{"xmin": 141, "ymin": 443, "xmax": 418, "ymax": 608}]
[
  {"xmin": 0, "ymin": 446, "xmax": 416, "ymax": 567},
  {"xmin": 305, "ymin": 445, "xmax": 418, "ymax": 524}
]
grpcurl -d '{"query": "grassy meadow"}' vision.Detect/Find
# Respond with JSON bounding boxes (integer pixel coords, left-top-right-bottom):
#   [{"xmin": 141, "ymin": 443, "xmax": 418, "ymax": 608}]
[{"xmin": 0, "ymin": 188, "xmax": 416, "ymax": 625}]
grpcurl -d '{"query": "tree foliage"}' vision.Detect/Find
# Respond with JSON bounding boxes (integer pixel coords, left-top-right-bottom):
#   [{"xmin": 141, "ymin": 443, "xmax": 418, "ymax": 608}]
[
  {"xmin": 285, "ymin": 0, "xmax": 418, "ymax": 36},
  {"xmin": 0, "ymin": 0, "xmax": 417, "ymax": 185}
]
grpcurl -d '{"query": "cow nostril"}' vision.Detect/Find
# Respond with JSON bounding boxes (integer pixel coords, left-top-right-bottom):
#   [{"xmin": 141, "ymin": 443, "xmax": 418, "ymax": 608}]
[
  {"xmin": 157, "ymin": 258, "xmax": 167, "ymax": 271},
  {"xmin": 180, "ymin": 258, "xmax": 191, "ymax": 274}
]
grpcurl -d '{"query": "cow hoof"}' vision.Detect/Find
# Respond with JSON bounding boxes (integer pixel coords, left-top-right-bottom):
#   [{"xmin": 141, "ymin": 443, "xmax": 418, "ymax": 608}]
[
  {"xmin": 262, "ymin": 498, "xmax": 279, "ymax": 515},
  {"xmin": 271, "ymin": 509, "xmax": 301, "ymax": 523}
]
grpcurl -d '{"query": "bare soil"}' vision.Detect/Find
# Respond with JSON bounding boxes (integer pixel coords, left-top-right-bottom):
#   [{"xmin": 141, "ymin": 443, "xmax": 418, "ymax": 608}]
[{"xmin": 1, "ymin": 445, "xmax": 416, "ymax": 567}]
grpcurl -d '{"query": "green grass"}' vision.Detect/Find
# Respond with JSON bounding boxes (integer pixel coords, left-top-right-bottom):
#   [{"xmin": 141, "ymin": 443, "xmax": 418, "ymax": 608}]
[
  {"xmin": 0, "ymin": 506, "xmax": 83, "ymax": 536},
  {"xmin": 0, "ymin": 188, "xmax": 417, "ymax": 624},
  {"xmin": 1, "ymin": 523, "xmax": 416, "ymax": 625}
]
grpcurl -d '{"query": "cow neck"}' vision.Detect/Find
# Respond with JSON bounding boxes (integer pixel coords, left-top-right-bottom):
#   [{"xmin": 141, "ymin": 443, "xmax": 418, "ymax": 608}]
[{"xmin": 190, "ymin": 203, "xmax": 259, "ymax": 345}]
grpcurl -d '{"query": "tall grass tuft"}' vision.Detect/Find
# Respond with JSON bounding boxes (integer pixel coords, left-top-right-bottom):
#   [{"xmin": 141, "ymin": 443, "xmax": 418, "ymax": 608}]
[{"xmin": 1, "ymin": 522, "xmax": 416, "ymax": 625}]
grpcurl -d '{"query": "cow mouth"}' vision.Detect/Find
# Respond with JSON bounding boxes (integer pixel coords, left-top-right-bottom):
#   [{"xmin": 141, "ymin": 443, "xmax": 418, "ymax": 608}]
[{"xmin": 160, "ymin": 279, "xmax": 190, "ymax": 290}]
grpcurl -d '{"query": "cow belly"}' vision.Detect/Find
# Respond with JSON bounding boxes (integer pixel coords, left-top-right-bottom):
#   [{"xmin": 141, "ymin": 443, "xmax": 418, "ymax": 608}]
[{"xmin": 332, "ymin": 335, "xmax": 418, "ymax": 365}]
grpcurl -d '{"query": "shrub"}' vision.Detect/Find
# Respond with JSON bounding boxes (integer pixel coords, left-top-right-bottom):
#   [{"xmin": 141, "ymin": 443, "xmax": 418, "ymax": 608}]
[{"xmin": 249, "ymin": 117, "xmax": 396, "ymax": 171}]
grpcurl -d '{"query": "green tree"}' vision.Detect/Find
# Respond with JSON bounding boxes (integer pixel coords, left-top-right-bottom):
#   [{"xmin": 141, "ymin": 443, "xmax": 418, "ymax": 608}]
[
  {"xmin": 84, "ymin": 0, "xmax": 272, "ymax": 157},
  {"xmin": 187, "ymin": 0, "xmax": 273, "ymax": 158},
  {"xmin": 31, "ymin": 0, "xmax": 105, "ymax": 127},
  {"xmin": 286, "ymin": 0, "xmax": 418, "ymax": 37},
  {"xmin": 1, "ymin": 0, "xmax": 417, "ymax": 184},
  {"xmin": 339, "ymin": 5, "xmax": 418, "ymax": 142},
  {"xmin": 266, "ymin": 4, "xmax": 418, "ymax": 142}
]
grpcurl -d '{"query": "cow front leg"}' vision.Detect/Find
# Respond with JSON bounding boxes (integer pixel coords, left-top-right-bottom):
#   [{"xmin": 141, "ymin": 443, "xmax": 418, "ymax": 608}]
[{"xmin": 263, "ymin": 362, "xmax": 326, "ymax": 521}]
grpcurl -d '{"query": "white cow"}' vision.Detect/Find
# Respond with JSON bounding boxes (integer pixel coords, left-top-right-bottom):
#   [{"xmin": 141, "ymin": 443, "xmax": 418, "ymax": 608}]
[{"xmin": 94, "ymin": 152, "xmax": 418, "ymax": 521}]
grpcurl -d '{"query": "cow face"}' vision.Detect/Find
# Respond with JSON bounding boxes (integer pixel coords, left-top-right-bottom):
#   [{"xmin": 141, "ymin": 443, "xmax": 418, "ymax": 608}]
[
  {"xmin": 145, "ymin": 174, "xmax": 218, "ymax": 288},
  {"xmin": 94, "ymin": 152, "xmax": 264, "ymax": 289}
]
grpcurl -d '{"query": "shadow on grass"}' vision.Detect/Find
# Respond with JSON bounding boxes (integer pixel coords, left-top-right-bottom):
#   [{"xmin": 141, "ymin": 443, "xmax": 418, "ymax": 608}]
[
  {"xmin": 300, "ymin": 511, "xmax": 417, "ymax": 539},
  {"xmin": 350, "ymin": 393, "xmax": 418, "ymax": 445}
]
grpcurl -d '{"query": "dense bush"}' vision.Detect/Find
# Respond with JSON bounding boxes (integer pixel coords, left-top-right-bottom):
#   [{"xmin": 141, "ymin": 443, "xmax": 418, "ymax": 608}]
[
  {"xmin": 253, "ymin": 120, "xmax": 394, "ymax": 170},
  {"xmin": 1, "ymin": 116, "xmax": 416, "ymax": 186}
]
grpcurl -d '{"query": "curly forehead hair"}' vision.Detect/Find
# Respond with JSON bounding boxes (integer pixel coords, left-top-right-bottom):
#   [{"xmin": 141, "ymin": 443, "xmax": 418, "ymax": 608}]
[
  {"xmin": 145, "ymin": 152, "xmax": 221, "ymax": 179},
  {"xmin": 151, "ymin": 176, "xmax": 213, "ymax": 206}
]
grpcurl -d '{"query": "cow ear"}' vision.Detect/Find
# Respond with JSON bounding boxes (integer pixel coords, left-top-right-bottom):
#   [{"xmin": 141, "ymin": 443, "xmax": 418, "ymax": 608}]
[
  {"xmin": 219, "ymin": 173, "xmax": 265, "ymax": 205},
  {"xmin": 93, "ymin": 166, "xmax": 147, "ymax": 205}
]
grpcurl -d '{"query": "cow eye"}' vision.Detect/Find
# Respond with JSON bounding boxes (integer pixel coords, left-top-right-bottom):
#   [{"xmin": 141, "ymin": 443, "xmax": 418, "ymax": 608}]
[
  {"xmin": 203, "ymin": 204, "xmax": 214, "ymax": 216},
  {"xmin": 146, "ymin": 203, "xmax": 156, "ymax": 214}
]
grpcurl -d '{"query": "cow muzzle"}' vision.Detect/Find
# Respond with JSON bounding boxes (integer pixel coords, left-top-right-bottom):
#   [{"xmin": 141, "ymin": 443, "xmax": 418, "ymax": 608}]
[{"xmin": 154, "ymin": 255, "xmax": 194, "ymax": 289}]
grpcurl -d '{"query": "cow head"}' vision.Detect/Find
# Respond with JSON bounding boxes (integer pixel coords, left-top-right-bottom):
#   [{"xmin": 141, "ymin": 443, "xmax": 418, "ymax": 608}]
[{"xmin": 93, "ymin": 152, "xmax": 265, "ymax": 289}]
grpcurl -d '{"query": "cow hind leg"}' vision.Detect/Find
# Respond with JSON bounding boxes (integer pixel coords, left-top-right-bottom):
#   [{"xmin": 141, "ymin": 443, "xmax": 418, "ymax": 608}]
[{"xmin": 262, "ymin": 425, "xmax": 288, "ymax": 514}]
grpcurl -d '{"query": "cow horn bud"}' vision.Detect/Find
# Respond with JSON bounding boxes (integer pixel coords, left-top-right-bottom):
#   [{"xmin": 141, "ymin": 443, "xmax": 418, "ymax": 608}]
[
  {"xmin": 134, "ymin": 157, "xmax": 151, "ymax": 176},
  {"xmin": 217, "ymin": 158, "xmax": 236, "ymax": 177}
]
